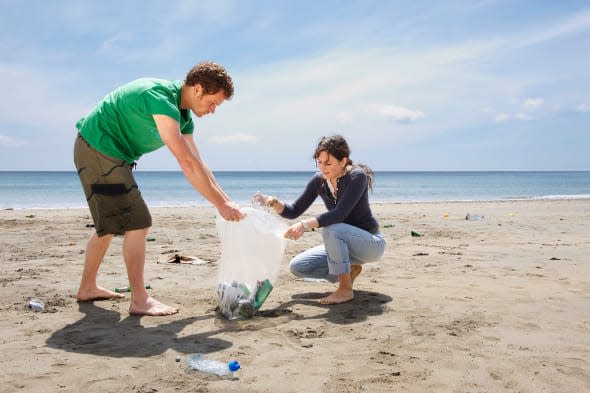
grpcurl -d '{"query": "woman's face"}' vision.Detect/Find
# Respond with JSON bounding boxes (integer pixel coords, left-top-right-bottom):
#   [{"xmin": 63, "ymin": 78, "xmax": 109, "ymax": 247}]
[{"xmin": 316, "ymin": 151, "xmax": 347, "ymax": 180}]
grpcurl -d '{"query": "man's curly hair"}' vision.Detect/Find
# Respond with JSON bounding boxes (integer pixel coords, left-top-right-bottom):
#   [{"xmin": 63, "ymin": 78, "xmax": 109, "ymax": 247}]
[{"xmin": 185, "ymin": 61, "xmax": 234, "ymax": 99}]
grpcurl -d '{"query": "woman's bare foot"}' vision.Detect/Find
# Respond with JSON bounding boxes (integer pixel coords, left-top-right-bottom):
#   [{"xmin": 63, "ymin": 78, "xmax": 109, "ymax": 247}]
[
  {"xmin": 351, "ymin": 265, "xmax": 362, "ymax": 283},
  {"xmin": 129, "ymin": 296, "xmax": 179, "ymax": 316},
  {"xmin": 319, "ymin": 287, "xmax": 354, "ymax": 304},
  {"xmin": 77, "ymin": 286, "xmax": 125, "ymax": 302}
]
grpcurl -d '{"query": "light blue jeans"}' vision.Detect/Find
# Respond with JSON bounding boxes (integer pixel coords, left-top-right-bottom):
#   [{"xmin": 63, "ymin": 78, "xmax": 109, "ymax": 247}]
[{"xmin": 289, "ymin": 223, "xmax": 386, "ymax": 283}]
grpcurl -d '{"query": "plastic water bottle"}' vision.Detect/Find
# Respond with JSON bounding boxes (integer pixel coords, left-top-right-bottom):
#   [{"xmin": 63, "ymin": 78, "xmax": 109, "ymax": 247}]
[
  {"xmin": 27, "ymin": 299, "xmax": 45, "ymax": 312},
  {"xmin": 218, "ymin": 280, "xmax": 248, "ymax": 319},
  {"xmin": 465, "ymin": 213, "xmax": 484, "ymax": 221},
  {"xmin": 186, "ymin": 353, "xmax": 241, "ymax": 380}
]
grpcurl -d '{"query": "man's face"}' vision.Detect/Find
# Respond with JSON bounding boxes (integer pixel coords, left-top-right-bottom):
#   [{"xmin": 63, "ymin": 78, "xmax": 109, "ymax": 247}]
[{"xmin": 193, "ymin": 86, "xmax": 226, "ymax": 117}]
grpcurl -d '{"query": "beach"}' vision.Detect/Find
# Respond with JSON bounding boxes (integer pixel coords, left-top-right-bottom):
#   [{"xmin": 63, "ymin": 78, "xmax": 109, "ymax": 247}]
[{"xmin": 1, "ymin": 199, "xmax": 589, "ymax": 393}]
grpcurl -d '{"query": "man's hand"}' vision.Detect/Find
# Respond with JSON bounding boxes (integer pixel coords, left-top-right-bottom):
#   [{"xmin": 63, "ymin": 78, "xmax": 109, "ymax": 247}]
[{"xmin": 218, "ymin": 201, "xmax": 245, "ymax": 222}]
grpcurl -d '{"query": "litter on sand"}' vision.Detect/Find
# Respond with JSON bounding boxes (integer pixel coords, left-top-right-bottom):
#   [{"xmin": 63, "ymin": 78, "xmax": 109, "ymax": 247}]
[
  {"xmin": 216, "ymin": 279, "xmax": 274, "ymax": 319},
  {"xmin": 158, "ymin": 254, "xmax": 208, "ymax": 265},
  {"xmin": 115, "ymin": 284, "xmax": 152, "ymax": 293}
]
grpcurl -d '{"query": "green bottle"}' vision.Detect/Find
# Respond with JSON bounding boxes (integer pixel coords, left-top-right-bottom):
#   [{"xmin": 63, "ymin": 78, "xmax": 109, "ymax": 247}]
[{"xmin": 252, "ymin": 279, "xmax": 273, "ymax": 310}]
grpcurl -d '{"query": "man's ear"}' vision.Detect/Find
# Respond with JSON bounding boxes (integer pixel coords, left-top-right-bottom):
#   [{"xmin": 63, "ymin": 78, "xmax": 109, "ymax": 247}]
[{"xmin": 194, "ymin": 84, "xmax": 203, "ymax": 97}]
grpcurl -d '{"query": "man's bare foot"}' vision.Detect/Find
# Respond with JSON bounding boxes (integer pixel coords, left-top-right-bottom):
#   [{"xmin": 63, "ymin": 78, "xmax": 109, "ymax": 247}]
[
  {"xmin": 351, "ymin": 265, "xmax": 362, "ymax": 283},
  {"xmin": 319, "ymin": 287, "xmax": 354, "ymax": 305},
  {"xmin": 129, "ymin": 297, "xmax": 179, "ymax": 316},
  {"xmin": 77, "ymin": 286, "xmax": 125, "ymax": 302}
]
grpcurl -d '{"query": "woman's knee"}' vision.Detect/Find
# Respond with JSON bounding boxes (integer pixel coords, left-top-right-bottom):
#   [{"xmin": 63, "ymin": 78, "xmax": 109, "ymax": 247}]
[
  {"xmin": 321, "ymin": 223, "xmax": 347, "ymax": 242},
  {"xmin": 289, "ymin": 257, "xmax": 305, "ymax": 277},
  {"xmin": 289, "ymin": 246, "xmax": 328, "ymax": 278}
]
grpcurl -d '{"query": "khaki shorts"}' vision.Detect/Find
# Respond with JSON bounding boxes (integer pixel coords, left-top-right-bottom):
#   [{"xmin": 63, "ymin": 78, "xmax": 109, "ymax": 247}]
[{"xmin": 74, "ymin": 134, "xmax": 151, "ymax": 237}]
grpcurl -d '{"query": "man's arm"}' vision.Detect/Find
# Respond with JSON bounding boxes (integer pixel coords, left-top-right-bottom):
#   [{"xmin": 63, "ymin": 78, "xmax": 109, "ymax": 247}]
[
  {"xmin": 153, "ymin": 114, "xmax": 243, "ymax": 221},
  {"xmin": 182, "ymin": 133, "xmax": 231, "ymax": 201}
]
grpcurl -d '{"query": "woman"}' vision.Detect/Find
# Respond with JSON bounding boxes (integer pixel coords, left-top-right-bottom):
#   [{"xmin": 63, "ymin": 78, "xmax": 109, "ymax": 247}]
[{"xmin": 254, "ymin": 135, "xmax": 386, "ymax": 304}]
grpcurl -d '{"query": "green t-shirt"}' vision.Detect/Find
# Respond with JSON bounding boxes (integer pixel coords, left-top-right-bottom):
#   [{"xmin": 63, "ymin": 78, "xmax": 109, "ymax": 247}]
[{"xmin": 76, "ymin": 78, "xmax": 194, "ymax": 163}]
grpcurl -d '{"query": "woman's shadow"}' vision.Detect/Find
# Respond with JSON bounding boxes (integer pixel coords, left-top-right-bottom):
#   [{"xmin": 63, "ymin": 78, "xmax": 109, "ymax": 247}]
[
  {"xmin": 45, "ymin": 302, "xmax": 232, "ymax": 358},
  {"xmin": 261, "ymin": 289, "xmax": 393, "ymax": 324}
]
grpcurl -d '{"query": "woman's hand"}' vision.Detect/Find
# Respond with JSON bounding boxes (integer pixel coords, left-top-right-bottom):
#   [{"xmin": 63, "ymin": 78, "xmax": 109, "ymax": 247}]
[
  {"xmin": 252, "ymin": 192, "xmax": 276, "ymax": 208},
  {"xmin": 284, "ymin": 221, "xmax": 305, "ymax": 241}
]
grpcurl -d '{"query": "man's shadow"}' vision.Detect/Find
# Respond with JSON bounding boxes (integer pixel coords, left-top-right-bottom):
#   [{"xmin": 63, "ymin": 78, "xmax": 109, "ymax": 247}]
[
  {"xmin": 46, "ymin": 290, "xmax": 392, "ymax": 358},
  {"xmin": 45, "ymin": 302, "xmax": 232, "ymax": 358},
  {"xmin": 262, "ymin": 289, "xmax": 393, "ymax": 324}
]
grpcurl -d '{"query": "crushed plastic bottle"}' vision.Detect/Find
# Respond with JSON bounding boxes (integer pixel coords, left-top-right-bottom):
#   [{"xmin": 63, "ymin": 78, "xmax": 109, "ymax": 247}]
[
  {"xmin": 251, "ymin": 191, "xmax": 274, "ymax": 213},
  {"xmin": 186, "ymin": 353, "xmax": 241, "ymax": 380},
  {"xmin": 299, "ymin": 277, "xmax": 328, "ymax": 282},
  {"xmin": 465, "ymin": 213, "xmax": 484, "ymax": 221},
  {"xmin": 27, "ymin": 299, "xmax": 45, "ymax": 312}
]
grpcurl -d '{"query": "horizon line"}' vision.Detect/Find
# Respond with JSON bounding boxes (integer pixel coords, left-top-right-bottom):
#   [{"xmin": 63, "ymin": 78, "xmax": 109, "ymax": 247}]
[{"xmin": 1, "ymin": 169, "xmax": 589, "ymax": 173}]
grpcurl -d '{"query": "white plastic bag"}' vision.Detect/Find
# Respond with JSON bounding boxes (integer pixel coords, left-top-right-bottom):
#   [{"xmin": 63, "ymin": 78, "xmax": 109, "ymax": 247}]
[{"xmin": 215, "ymin": 206, "xmax": 287, "ymax": 319}]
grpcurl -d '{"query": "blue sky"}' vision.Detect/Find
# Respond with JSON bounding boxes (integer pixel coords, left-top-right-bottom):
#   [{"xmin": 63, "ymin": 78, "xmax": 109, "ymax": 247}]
[{"xmin": 0, "ymin": 0, "xmax": 589, "ymax": 171}]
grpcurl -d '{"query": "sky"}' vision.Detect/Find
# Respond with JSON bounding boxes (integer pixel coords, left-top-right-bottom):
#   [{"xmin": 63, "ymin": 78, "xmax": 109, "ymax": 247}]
[{"xmin": 0, "ymin": 0, "xmax": 589, "ymax": 171}]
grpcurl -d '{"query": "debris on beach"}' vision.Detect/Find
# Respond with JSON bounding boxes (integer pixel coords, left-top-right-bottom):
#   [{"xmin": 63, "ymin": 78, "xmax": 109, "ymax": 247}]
[
  {"xmin": 27, "ymin": 299, "xmax": 44, "ymax": 312},
  {"xmin": 465, "ymin": 213, "xmax": 484, "ymax": 221},
  {"xmin": 158, "ymin": 253, "xmax": 208, "ymax": 265}
]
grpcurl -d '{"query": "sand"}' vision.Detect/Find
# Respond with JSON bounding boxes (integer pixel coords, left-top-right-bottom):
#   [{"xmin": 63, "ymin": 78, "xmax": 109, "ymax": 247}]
[{"xmin": 1, "ymin": 199, "xmax": 589, "ymax": 393}]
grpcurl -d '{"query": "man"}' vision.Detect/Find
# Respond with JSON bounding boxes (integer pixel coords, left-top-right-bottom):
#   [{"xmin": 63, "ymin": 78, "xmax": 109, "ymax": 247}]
[{"xmin": 74, "ymin": 61, "xmax": 244, "ymax": 316}]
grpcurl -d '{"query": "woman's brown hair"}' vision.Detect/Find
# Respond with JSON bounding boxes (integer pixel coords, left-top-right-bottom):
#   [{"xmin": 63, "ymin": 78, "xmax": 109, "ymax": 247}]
[{"xmin": 313, "ymin": 135, "xmax": 374, "ymax": 191}]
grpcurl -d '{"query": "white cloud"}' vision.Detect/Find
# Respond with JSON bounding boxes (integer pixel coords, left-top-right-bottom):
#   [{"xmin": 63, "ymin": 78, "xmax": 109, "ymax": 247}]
[
  {"xmin": 522, "ymin": 98, "xmax": 544, "ymax": 110},
  {"xmin": 208, "ymin": 133, "xmax": 257, "ymax": 144},
  {"xmin": 97, "ymin": 32, "xmax": 134, "ymax": 54},
  {"xmin": 0, "ymin": 135, "xmax": 26, "ymax": 147},
  {"xmin": 495, "ymin": 112, "xmax": 532, "ymax": 122},
  {"xmin": 576, "ymin": 103, "xmax": 590, "ymax": 113},
  {"xmin": 520, "ymin": 8, "xmax": 590, "ymax": 48},
  {"xmin": 370, "ymin": 104, "xmax": 425, "ymax": 123},
  {"xmin": 491, "ymin": 97, "xmax": 546, "ymax": 124},
  {"xmin": 495, "ymin": 113, "xmax": 510, "ymax": 123},
  {"xmin": 514, "ymin": 112, "xmax": 532, "ymax": 121}
]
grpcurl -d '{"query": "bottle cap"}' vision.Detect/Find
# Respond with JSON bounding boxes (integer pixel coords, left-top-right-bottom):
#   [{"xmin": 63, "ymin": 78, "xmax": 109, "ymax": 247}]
[{"xmin": 228, "ymin": 360, "xmax": 241, "ymax": 372}]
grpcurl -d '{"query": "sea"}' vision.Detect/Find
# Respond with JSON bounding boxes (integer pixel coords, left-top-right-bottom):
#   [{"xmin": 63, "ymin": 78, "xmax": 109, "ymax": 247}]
[{"xmin": 1, "ymin": 171, "xmax": 589, "ymax": 209}]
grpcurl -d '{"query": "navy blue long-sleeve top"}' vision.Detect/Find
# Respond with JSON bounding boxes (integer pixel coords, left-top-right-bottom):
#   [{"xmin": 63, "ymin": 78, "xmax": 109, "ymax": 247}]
[{"xmin": 280, "ymin": 166, "xmax": 379, "ymax": 234}]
